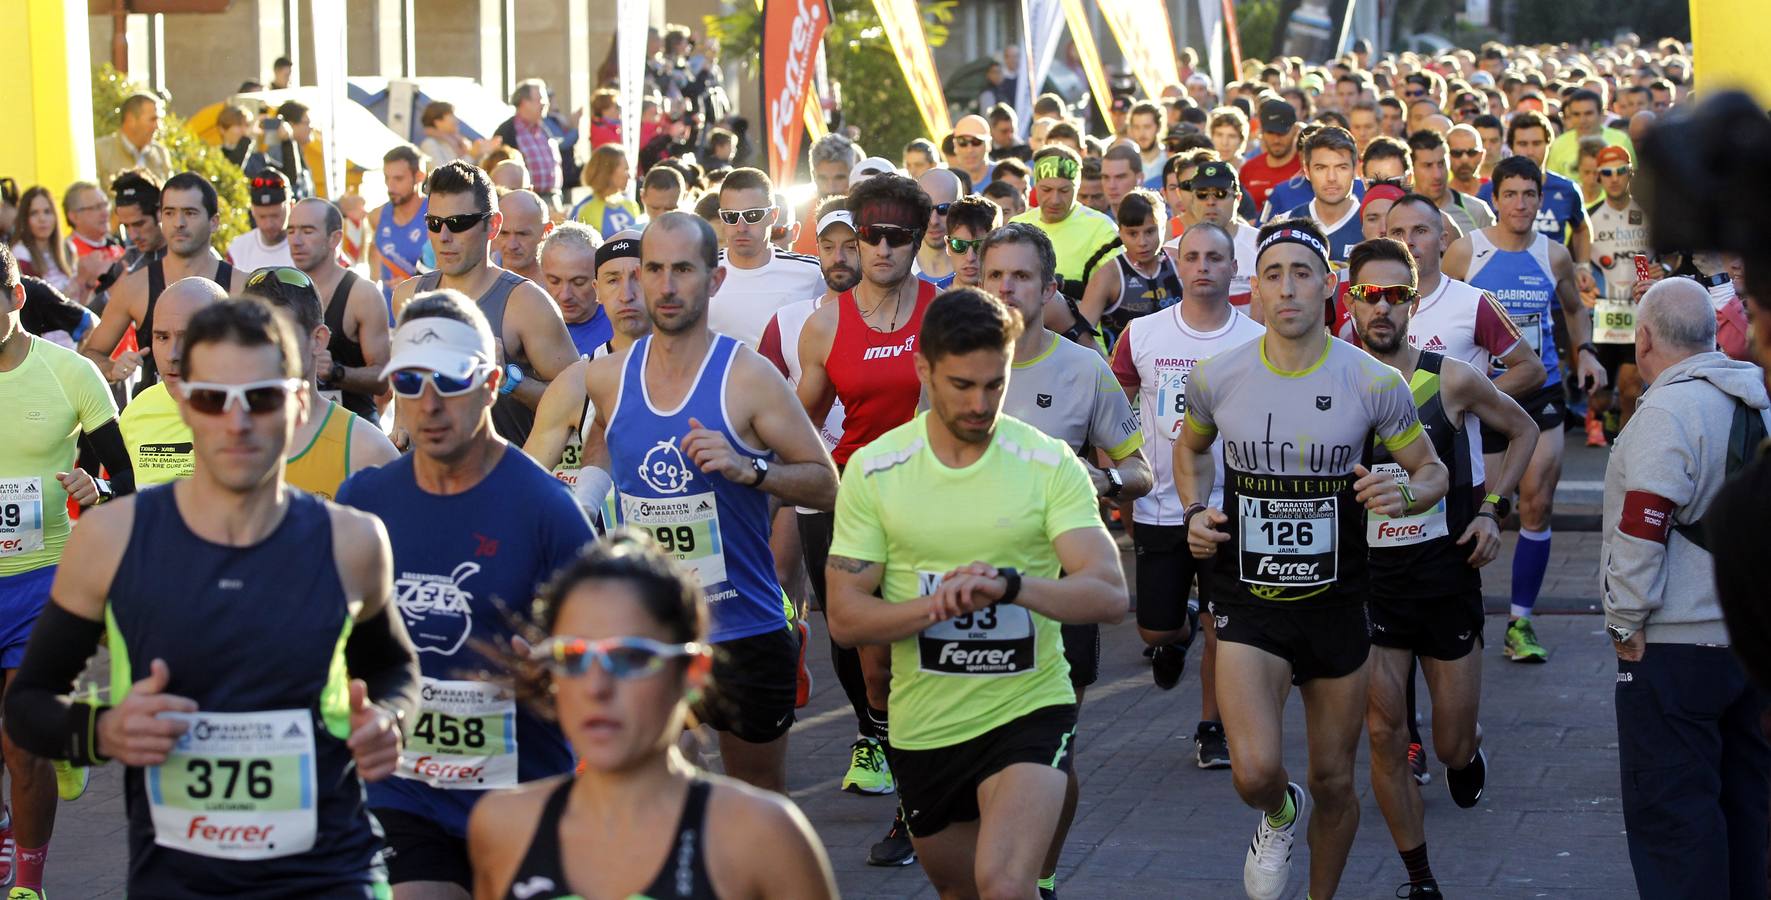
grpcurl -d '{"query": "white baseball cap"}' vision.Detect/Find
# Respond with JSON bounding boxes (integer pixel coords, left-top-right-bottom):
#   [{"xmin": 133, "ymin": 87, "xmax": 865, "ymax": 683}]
[
  {"xmin": 816, "ymin": 209, "xmax": 855, "ymax": 235},
  {"xmin": 849, "ymin": 156, "xmax": 898, "ymax": 186},
  {"xmin": 381, "ymin": 316, "xmax": 494, "ymax": 380}
]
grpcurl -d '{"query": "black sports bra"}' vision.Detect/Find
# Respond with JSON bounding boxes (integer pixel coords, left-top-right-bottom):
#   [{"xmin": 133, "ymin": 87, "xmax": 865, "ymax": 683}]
[{"xmin": 503, "ymin": 778, "xmax": 719, "ymax": 900}]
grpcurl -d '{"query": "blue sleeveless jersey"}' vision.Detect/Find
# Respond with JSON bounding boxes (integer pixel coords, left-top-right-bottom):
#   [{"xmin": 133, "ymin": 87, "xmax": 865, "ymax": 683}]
[
  {"xmin": 1466, "ymin": 230, "xmax": 1561, "ymax": 387},
  {"xmin": 375, "ymin": 197, "xmax": 430, "ymax": 300},
  {"xmin": 606, "ymin": 335, "xmax": 788, "ymax": 643}
]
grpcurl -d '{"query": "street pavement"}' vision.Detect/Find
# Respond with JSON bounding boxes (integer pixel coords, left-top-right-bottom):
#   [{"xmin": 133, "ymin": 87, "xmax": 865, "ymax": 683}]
[{"xmin": 29, "ymin": 525, "xmax": 1636, "ymax": 899}]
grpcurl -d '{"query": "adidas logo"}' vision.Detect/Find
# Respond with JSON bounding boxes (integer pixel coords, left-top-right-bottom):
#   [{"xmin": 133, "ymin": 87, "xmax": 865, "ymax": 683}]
[
  {"xmin": 1423, "ymin": 336, "xmax": 1446, "ymax": 351},
  {"xmin": 283, "ymin": 721, "xmax": 306, "ymax": 739}
]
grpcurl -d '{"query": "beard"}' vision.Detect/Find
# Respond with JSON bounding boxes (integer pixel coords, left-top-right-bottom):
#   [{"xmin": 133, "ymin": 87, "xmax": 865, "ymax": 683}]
[{"xmin": 822, "ymin": 265, "xmax": 859, "ymax": 293}]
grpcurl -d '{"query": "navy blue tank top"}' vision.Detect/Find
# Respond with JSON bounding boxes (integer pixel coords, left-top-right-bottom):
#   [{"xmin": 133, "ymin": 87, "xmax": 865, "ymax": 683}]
[{"xmin": 106, "ymin": 485, "xmax": 384, "ymax": 898}]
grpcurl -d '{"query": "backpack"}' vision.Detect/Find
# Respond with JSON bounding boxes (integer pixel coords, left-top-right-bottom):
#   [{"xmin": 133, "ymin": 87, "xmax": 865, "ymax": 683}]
[{"xmin": 1674, "ymin": 397, "xmax": 1769, "ymax": 551}]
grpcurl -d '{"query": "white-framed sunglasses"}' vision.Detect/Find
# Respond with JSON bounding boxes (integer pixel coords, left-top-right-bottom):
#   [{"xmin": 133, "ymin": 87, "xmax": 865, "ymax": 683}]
[{"xmin": 179, "ymin": 378, "xmax": 303, "ymax": 415}]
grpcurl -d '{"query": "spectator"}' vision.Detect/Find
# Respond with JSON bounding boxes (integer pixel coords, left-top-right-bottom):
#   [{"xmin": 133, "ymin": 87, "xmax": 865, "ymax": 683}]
[
  {"xmin": 702, "ymin": 127, "xmax": 737, "ymax": 173},
  {"xmin": 94, "ymin": 92, "xmax": 173, "ymax": 190},
  {"xmin": 418, "ymin": 101, "xmax": 481, "ymax": 166},
  {"xmin": 61, "ymin": 182, "xmax": 124, "ymax": 302},
  {"xmin": 495, "ymin": 79, "xmax": 565, "ymax": 208},
  {"xmin": 1602, "ymin": 276, "xmax": 1771, "ymax": 900},
  {"xmin": 589, "ymin": 88, "xmax": 622, "ymax": 148},
  {"xmin": 571, "ymin": 145, "xmax": 644, "ymax": 238},
  {"xmin": 110, "ymin": 170, "xmax": 165, "ymax": 272},
  {"xmin": 979, "ymin": 59, "xmax": 1010, "ymax": 112},
  {"xmin": 267, "ymin": 99, "xmax": 315, "ymax": 198},
  {"xmin": 11, "ymin": 187, "xmax": 74, "ymax": 296},
  {"xmin": 270, "ymin": 55, "xmax": 293, "ymax": 89},
  {"xmin": 216, "ymin": 104, "xmax": 268, "ymax": 175},
  {"xmin": 490, "ymin": 159, "xmax": 532, "ymax": 192}
]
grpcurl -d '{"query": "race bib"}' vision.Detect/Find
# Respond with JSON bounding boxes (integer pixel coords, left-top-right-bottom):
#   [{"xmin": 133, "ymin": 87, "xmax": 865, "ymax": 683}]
[
  {"xmin": 147, "ymin": 709, "xmax": 317, "ymax": 860},
  {"xmin": 1238, "ymin": 495, "xmax": 1338, "ymax": 587},
  {"xmin": 1153, "ymin": 364, "xmax": 1194, "ymax": 438},
  {"xmin": 1365, "ymin": 463, "xmax": 1448, "ymax": 547},
  {"xmin": 0, "ymin": 478, "xmax": 45, "ymax": 558},
  {"xmin": 915, "ymin": 570, "xmax": 1036, "ymax": 675},
  {"xmin": 1593, "ymin": 299, "xmax": 1636, "ymax": 345},
  {"xmin": 621, "ymin": 492, "xmax": 727, "ymax": 589},
  {"xmin": 398, "ymin": 678, "xmax": 518, "ymax": 789},
  {"xmin": 1494, "ymin": 312, "xmax": 1543, "ymax": 370}
]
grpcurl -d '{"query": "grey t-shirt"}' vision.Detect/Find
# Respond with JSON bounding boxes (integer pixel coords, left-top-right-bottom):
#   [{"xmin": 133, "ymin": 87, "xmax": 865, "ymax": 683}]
[
  {"xmin": 1004, "ymin": 333, "xmax": 1143, "ymax": 460},
  {"xmin": 1185, "ymin": 336, "xmax": 1423, "ymax": 605}
]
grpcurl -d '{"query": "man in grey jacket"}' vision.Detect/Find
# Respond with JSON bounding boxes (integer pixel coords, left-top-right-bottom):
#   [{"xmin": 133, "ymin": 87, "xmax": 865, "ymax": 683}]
[{"xmin": 1602, "ymin": 276, "xmax": 1771, "ymax": 900}]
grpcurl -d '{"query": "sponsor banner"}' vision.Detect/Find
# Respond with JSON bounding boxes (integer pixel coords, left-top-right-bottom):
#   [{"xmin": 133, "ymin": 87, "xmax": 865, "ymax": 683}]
[
  {"xmin": 763, "ymin": 0, "xmax": 831, "ymax": 185},
  {"xmin": 872, "ymin": 0, "xmax": 951, "ymax": 139},
  {"xmin": 1096, "ymin": 0, "xmax": 1180, "ymax": 100},
  {"xmin": 1222, "ymin": 0, "xmax": 1244, "ymax": 79}
]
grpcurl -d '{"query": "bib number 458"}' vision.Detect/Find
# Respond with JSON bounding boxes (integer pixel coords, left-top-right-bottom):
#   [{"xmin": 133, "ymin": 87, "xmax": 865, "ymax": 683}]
[{"xmin": 412, "ymin": 711, "xmax": 487, "ymax": 750}]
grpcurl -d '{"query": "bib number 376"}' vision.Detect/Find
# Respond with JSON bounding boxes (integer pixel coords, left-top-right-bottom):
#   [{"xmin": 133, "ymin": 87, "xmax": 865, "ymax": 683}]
[{"xmin": 147, "ymin": 709, "xmax": 317, "ymax": 860}]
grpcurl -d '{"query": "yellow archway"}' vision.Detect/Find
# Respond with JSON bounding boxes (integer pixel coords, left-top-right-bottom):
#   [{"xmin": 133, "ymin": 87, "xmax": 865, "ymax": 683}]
[
  {"xmin": 1690, "ymin": 0, "xmax": 1769, "ymax": 103},
  {"xmin": 0, "ymin": 0, "xmax": 96, "ymax": 192}
]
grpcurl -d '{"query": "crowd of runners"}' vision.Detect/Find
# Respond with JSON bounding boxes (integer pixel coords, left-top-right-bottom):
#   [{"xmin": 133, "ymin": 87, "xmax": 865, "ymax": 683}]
[{"xmin": 0, "ymin": 26, "xmax": 1761, "ymax": 900}]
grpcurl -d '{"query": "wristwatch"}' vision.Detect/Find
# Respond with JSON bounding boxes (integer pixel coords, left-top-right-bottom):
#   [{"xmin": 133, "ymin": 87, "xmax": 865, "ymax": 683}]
[
  {"xmin": 1102, "ymin": 466, "xmax": 1124, "ymax": 499},
  {"xmin": 93, "ymin": 478, "xmax": 113, "ymax": 505},
  {"xmin": 1483, "ymin": 492, "xmax": 1512, "ymax": 520},
  {"xmin": 748, "ymin": 457, "xmax": 770, "ymax": 487},
  {"xmin": 1578, "ymin": 341, "xmax": 1601, "ymax": 359},
  {"xmin": 1607, "ymin": 623, "xmax": 1636, "ymax": 643},
  {"xmin": 1397, "ymin": 482, "xmax": 1416, "ymax": 509},
  {"xmin": 499, "ymin": 364, "xmax": 524, "ymax": 396},
  {"xmin": 995, "ymin": 567, "xmax": 1023, "ymax": 605},
  {"xmin": 323, "ymin": 361, "xmax": 345, "ymax": 389}
]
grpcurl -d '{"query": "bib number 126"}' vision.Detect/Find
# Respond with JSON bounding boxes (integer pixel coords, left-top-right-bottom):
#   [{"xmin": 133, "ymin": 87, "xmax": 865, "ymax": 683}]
[{"xmin": 1258, "ymin": 521, "xmax": 1314, "ymax": 546}]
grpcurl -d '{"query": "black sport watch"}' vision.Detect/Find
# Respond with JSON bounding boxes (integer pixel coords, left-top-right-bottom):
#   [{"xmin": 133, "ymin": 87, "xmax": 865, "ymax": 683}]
[
  {"xmin": 1101, "ymin": 466, "xmax": 1124, "ymax": 499},
  {"xmin": 995, "ymin": 567, "xmax": 1023, "ymax": 605}
]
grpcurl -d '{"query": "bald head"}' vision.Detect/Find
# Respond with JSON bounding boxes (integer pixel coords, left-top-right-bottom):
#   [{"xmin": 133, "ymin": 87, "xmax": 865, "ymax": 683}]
[
  {"xmin": 919, "ymin": 168, "xmax": 962, "ymax": 246},
  {"xmin": 1629, "ymin": 110, "xmax": 1657, "ymax": 144},
  {"xmin": 154, "ymin": 277, "xmax": 228, "ymax": 384},
  {"xmin": 1425, "ymin": 114, "xmax": 1454, "ymax": 135},
  {"xmin": 490, "ymin": 160, "xmax": 530, "ymax": 191},
  {"xmin": 497, "ymin": 189, "xmax": 550, "ymax": 272},
  {"xmin": 1638, "ymin": 276, "xmax": 1718, "ymax": 382}
]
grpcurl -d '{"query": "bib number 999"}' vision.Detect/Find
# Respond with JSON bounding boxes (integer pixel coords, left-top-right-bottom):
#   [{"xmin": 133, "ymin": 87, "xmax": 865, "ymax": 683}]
[
  {"xmin": 184, "ymin": 759, "xmax": 273, "ymax": 800},
  {"xmin": 413, "ymin": 712, "xmax": 487, "ymax": 749}
]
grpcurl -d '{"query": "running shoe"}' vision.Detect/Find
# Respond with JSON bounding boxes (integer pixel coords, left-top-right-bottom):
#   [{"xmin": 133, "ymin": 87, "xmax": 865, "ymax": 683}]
[
  {"xmin": 1408, "ymin": 742, "xmax": 1431, "ymax": 786},
  {"xmin": 842, "ymin": 738, "xmax": 893, "ymax": 796},
  {"xmin": 1195, "ymin": 721, "xmax": 1231, "ymax": 769},
  {"xmin": 794, "ymin": 619, "xmax": 812, "ymax": 709},
  {"xmin": 1395, "ymin": 881, "xmax": 1443, "ymax": 898},
  {"xmin": 0, "ymin": 806, "xmax": 12, "ymax": 885},
  {"xmin": 8, "ymin": 889, "xmax": 45, "ymax": 900},
  {"xmin": 1243, "ymin": 782, "xmax": 1306, "ymax": 900},
  {"xmin": 52, "ymin": 760, "xmax": 89, "ymax": 802},
  {"xmin": 1039, "ymin": 887, "xmax": 1057, "ymax": 900},
  {"xmin": 866, "ymin": 809, "xmax": 916, "ymax": 867},
  {"xmin": 1585, "ymin": 410, "xmax": 1608, "ymax": 448},
  {"xmin": 1504, "ymin": 617, "xmax": 1549, "ymax": 663},
  {"xmin": 1447, "ymin": 746, "xmax": 1488, "ymax": 808},
  {"xmin": 1151, "ymin": 644, "xmax": 1187, "ymax": 690}
]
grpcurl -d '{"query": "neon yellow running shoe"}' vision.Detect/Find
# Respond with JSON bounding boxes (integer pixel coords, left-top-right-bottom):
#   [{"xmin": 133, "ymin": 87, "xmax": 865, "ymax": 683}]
[
  {"xmin": 841, "ymin": 737, "xmax": 893, "ymax": 795},
  {"xmin": 52, "ymin": 759, "xmax": 88, "ymax": 802},
  {"xmin": 1504, "ymin": 617, "xmax": 1549, "ymax": 663},
  {"xmin": 9, "ymin": 887, "xmax": 46, "ymax": 900}
]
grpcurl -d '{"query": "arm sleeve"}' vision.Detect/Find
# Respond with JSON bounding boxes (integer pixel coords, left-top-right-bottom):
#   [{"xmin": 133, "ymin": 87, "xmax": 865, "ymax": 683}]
[
  {"xmin": 344, "ymin": 605, "xmax": 422, "ymax": 735},
  {"xmin": 1088, "ymin": 355, "xmax": 1143, "ymax": 460},
  {"xmin": 1109, "ymin": 328, "xmax": 1140, "ymax": 391},
  {"xmin": 1474, "ymin": 291, "xmax": 1524, "ymax": 358},
  {"xmin": 1602, "ymin": 407, "xmax": 1697, "ymax": 630},
  {"xmin": 86, "ymin": 420, "xmax": 135, "ymax": 496},
  {"xmin": 827, "ymin": 462, "xmax": 887, "ymax": 564},
  {"xmin": 2, "ymin": 603, "xmax": 109, "ymax": 765},
  {"xmin": 757, "ymin": 317, "xmax": 790, "ymax": 379}
]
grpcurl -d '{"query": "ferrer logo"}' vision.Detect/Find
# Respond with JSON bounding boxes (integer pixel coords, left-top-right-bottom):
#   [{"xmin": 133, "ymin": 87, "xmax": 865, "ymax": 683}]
[
  {"xmin": 765, "ymin": 0, "xmax": 828, "ymax": 181},
  {"xmin": 1255, "ymin": 555, "xmax": 1320, "ymax": 578},
  {"xmin": 1374, "ymin": 519, "xmax": 1429, "ymax": 542}
]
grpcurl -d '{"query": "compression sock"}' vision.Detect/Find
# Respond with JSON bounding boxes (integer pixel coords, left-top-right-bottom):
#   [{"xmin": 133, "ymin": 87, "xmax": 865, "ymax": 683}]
[
  {"xmin": 1265, "ymin": 790, "xmax": 1297, "ymax": 829},
  {"xmin": 867, "ymin": 707, "xmax": 890, "ymax": 745},
  {"xmin": 1510, "ymin": 527, "xmax": 1552, "ymax": 619},
  {"xmin": 16, "ymin": 842, "xmax": 47, "ymax": 890},
  {"xmin": 830, "ymin": 638, "xmax": 874, "ymax": 738},
  {"xmin": 1405, "ymin": 656, "xmax": 1423, "ymax": 745},
  {"xmin": 1401, "ymin": 842, "xmax": 1435, "ymax": 886}
]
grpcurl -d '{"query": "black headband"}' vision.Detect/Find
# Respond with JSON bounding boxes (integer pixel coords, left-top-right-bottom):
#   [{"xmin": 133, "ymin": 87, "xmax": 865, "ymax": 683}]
[
  {"xmin": 1256, "ymin": 227, "xmax": 1331, "ymax": 270},
  {"xmin": 595, "ymin": 235, "xmax": 640, "ymax": 271}
]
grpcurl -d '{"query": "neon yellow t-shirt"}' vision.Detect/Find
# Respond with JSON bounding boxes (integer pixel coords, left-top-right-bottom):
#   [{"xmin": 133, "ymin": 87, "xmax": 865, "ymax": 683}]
[
  {"xmin": 0, "ymin": 336, "xmax": 118, "ymax": 575},
  {"xmin": 828, "ymin": 412, "xmax": 1107, "ymax": 750},
  {"xmin": 1010, "ymin": 204, "xmax": 1121, "ymax": 285},
  {"xmin": 119, "ymin": 382, "xmax": 194, "ymax": 488}
]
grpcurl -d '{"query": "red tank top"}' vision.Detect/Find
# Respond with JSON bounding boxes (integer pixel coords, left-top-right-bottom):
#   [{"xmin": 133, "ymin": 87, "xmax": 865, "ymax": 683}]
[{"xmin": 828, "ymin": 281, "xmax": 936, "ymax": 465}]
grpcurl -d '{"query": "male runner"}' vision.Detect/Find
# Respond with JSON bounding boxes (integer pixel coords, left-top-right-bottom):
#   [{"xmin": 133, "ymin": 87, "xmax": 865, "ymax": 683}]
[
  {"xmin": 494, "ymin": 189, "xmax": 551, "ymax": 285},
  {"xmin": 942, "ymin": 196, "xmax": 1000, "ymax": 290},
  {"xmin": 338, "ymin": 290, "xmax": 594, "ymax": 900},
  {"xmin": 1184, "ymin": 161, "xmax": 1261, "ymax": 307},
  {"xmin": 391, "ymin": 161, "xmax": 578, "ymax": 448},
  {"xmin": 826, "ymin": 286, "xmax": 1128, "ymax": 900},
  {"xmin": 1285, "ymin": 127, "xmax": 1363, "ymax": 262},
  {"xmin": 1445, "ymin": 125, "xmax": 1486, "ymax": 199},
  {"xmin": 1345, "ymin": 237, "xmax": 1537, "ymax": 898},
  {"xmin": 1239, "ymin": 100, "xmax": 1303, "ymax": 215},
  {"xmin": 1100, "ymin": 145, "xmax": 1146, "ymax": 221},
  {"xmin": 1544, "ymin": 89, "xmax": 1633, "ymax": 182},
  {"xmin": 110, "ymin": 171, "xmax": 166, "ymax": 273},
  {"xmin": 116, "ymin": 277, "xmax": 226, "ymax": 486},
  {"xmin": 1010, "ymin": 146, "xmax": 1119, "ymax": 298},
  {"xmin": 709, "ymin": 168, "xmax": 825, "ymax": 349},
  {"xmin": 536, "ymin": 221, "xmax": 613, "ymax": 358},
  {"xmin": 5, "ymin": 298, "xmax": 420, "ymax": 897},
  {"xmin": 227, "ymin": 169, "xmax": 296, "ymax": 271},
  {"xmin": 1584, "ymin": 145, "xmax": 1651, "ymax": 438},
  {"xmin": 0, "ymin": 246, "xmax": 134, "ymax": 900},
  {"xmin": 984, "ymin": 223, "xmax": 1151, "ymax": 897},
  {"xmin": 912, "ymin": 168, "xmax": 962, "ymax": 289},
  {"xmin": 1177, "ymin": 219, "xmax": 1448, "ymax": 900},
  {"xmin": 1407, "ymin": 130, "xmax": 1495, "ymax": 240},
  {"xmin": 288, "ymin": 197, "xmax": 391, "ymax": 422},
  {"xmin": 1128, "ymin": 101, "xmax": 1169, "ymax": 186},
  {"xmin": 1112, "ymin": 222, "xmax": 1265, "ymax": 767},
  {"xmin": 1444, "ymin": 156, "xmax": 1606, "ymax": 663},
  {"xmin": 586, "ymin": 212, "xmax": 839, "ymax": 795},
  {"xmin": 239, "ymin": 267, "xmax": 399, "ymax": 498},
  {"xmin": 369, "ymin": 144, "xmax": 431, "ymax": 301},
  {"xmin": 81, "ymin": 172, "xmax": 246, "ymax": 388},
  {"xmin": 1478, "ymin": 110, "xmax": 1590, "ymax": 255}
]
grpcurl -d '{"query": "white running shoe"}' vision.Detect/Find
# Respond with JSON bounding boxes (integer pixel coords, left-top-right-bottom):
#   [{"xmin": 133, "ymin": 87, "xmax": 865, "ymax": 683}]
[{"xmin": 1243, "ymin": 782, "xmax": 1306, "ymax": 900}]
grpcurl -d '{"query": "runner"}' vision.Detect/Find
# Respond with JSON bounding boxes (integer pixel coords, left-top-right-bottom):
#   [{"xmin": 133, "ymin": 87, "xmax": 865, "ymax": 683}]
[
  {"xmin": 1176, "ymin": 218, "xmax": 1449, "ymax": 900},
  {"xmin": 1183, "ymin": 161, "xmax": 1262, "ymax": 308},
  {"xmin": 1444, "ymin": 156, "xmax": 1606, "ymax": 663},
  {"xmin": 117, "ymin": 277, "xmax": 226, "ymax": 486},
  {"xmin": 238, "ymin": 266, "xmax": 399, "ymax": 498},
  {"xmin": 794, "ymin": 175, "xmax": 941, "ymax": 863},
  {"xmin": 226, "ymin": 170, "xmax": 296, "ymax": 271},
  {"xmin": 0, "ymin": 246, "xmax": 134, "ymax": 900},
  {"xmin": 390, "ymin": 161, "xmax": 579, "ymax": 448},
  {"xmin": 337, "ymin": 290, "xmax": 595, "ymax": 900},
  {"xmin": 942, "ymin": 196, "xmax": 1000, "ymax": 290},
  {"xmin": 1407, "ymin": 130, "xmax": 1495, "ymax": 240},
  {"xmin": 911, "ymin": 168, "xmax": 961, "ymax": 289},
  {"xmin": 708, "ymin": 168, "xmax": 825, "ymax": 349},
  {"xmin": 1584, "ymin": 145, "xmax": 1652, "ymax": 440},
  {"xmin": 1239, "ymin": 100, "xmax": 1304, "ymax": 216},
  {"xmin": 80, "ymin": 172, "xmax": 245, "ymax": 389},
  {"xmin": 1075, "ymin": 189, "xmax": 1183, "ymax": 341},
  {"xmin": 467, "ymin": 533, "xmax": 839, "ymax": 899},
  {"xmin": 1284, "ymin": 127, "xmax": 1364, "ymax": 262},
  {"xmin": 368, "ymin": 145, "xmax": 432, "ymax": 302},
  {"xmin": 585, "ymin": 212, "xmax": 839, "ymax": 796},
  {"xmin": 983, "ymin": 224, "xmax": 1151, "ymax": 897},
  {"xmin": 1344, "ymin": 237, "xmax": 1537, "ymax": 898},
  {"xmin": 826, "ymin": 285, "xmax": 1128, "ymax": 900},
  {"xmin": 495, "ymin": 189, "xmax": 551, "ymax": 286},
  {"xmin": 4, "ymin": 297, "xmax": 421, "ymax": 896},
  {"xmin": 1478, "ymin": 110, "xmax": 1592, "ymax": 266},
  {"xmin": 536, "ymin": 222, "xmax": 613, "ymax": 358},
  {"xmin": 1111, "ymin": 222, "xmax": 1265, "ymax": 769},
  {"xmin": 287, "ymin": 197, "xmax": 392, "ymax": 422},
  {"xmin": 1009, "ymin": 146, "xmax": 1119, "ymax": 299}
]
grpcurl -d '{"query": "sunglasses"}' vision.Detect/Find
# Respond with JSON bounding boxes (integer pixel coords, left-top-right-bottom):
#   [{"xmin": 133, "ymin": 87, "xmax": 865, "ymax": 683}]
[
  {"xmin": 717, "ymin": 206, "xmax": 774, "ymax": 225},
  {"xmin": 947, "ymin": 236, "xmax": 985, "ymax": 254},
  {"xmin": 1192, "ymin": 188, "xmax": 1231, "ymax": 201},
  {"xmin": 1597, "ymin": 166, "xmax": 1632, "ymax": 178},
  {"xmin": 389, "ymin": 367, "xmax": 492, "ymax": 398},
  {"xmin": 246, "ymin": 266, "xmax": 313, "ymax": 290},
  {"xmin": 954, "ymin": 136, "xmax": 987, "ymax": 149},
  {"xmin": 1404, "ymin": 89, "xmax": 1426, "ymax": 99},
  {"xmin": 181, "ymin": 378, "xmax": 302, "ymax": 415},
  {"xmin": 1448, "ymin": 148, "xmax": 1482, "ymax": 158},
  {"xmin": 425, "ymin": 211, "xmax": 493, "ymax": 233},
  {"xmin": 932, "ymin": 202, "xmax": 952, "ymax": 216},
  {"xmin": 249, "ymin": 175, "xmax": 286, "ymax": 191},
  {"xmin": 531, "ymin": 635, "xmax": 707, "ymax": 680},
  {"xmin": 1347, "ymin": 283, "xmax": 1420, "ymax": 305},
  {"xmin": 856, "ymin": 224, "xmax": 921, "ymax": 248}
]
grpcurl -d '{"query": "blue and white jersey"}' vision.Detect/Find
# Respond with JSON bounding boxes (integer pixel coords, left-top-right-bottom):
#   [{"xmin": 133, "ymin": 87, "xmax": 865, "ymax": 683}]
[{"xmin": 1465, "ymin": 229, "xmax": 1561, "ymax": 386}]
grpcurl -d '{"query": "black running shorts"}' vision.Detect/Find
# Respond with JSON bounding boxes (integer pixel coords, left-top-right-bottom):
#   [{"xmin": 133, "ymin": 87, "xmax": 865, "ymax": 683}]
[
  {"xmin": 1369, "ymin": 589, "xmax": 1485, "ymax": 660},
  {"xmin": 1482, "ymin": 384, "xmax": 1567, "ymax": 451},
  {"xmin": 694, "ymin": 625, "xmax": 799, "ymax": 743},
  {"xmin": 1594, "ymin": 342, "xmax": 1637, "ymax": 381},
  {"xmin": 1060, "ymin": 623, "xmax": 1100, "ymax": 689},
  {"xmin": 1209, "ymin": 600, "xmax": 1371, "ymax": 684},
  {"xmin": 1133, "ymin": 522, "xmax": 1212, "ymax": 633},
  {"xmin": 887, "ymin": 704, "xmax": 1078, "ymax": 839},
  {"xmin": 375, "ymin": 807, "xmax": 471, "ymax": 889}
]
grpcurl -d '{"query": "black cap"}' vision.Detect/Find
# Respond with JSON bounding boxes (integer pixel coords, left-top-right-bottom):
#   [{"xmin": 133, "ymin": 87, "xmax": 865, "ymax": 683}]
[
  {"xmin": 249, "ymin": 170, "xmax": 289, "ymax": 207},
  {"xmin": 1259, "ymin": 98, "xmax": 1298, "ymax": 134},
  {"xmin": 1187, "ymin": 161, "xmax": 1239, "ymax": 191},
  {"xmin": 1111, "ymin": 95, "xmax": 1134, "ymax": 113}
]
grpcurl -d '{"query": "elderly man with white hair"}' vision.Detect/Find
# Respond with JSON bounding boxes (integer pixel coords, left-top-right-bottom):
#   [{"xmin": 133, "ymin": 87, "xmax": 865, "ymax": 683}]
[{"xmin": 1601, "ymin": 275, "xmax": 1771, "ymax": 900}]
